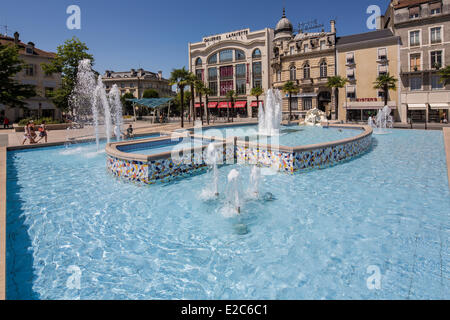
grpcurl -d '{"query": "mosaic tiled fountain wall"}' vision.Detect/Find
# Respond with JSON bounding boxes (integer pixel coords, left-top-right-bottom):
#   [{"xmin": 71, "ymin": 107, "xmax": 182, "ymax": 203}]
[{"xmin": 106, "ymin": 126, "xmax": 373, "ymax": 184}]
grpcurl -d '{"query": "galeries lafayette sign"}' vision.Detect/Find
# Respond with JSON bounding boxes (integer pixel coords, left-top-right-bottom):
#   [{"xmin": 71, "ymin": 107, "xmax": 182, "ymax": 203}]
[{"xmin": 203, "ymin": 29, "xmax": 250, "ymax": 43}]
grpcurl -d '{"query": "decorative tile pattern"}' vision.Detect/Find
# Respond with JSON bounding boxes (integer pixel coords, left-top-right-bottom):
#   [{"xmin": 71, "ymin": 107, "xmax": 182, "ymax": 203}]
[{"xmin": 107, "ymin": 131, "xmax": 372, "ymax": 184}]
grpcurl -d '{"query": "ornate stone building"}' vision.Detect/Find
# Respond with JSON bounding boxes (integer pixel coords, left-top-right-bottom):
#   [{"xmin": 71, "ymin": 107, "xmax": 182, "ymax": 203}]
[
  {"xmin": 189, "ymin": 28, "xmax": 273, "ymax": 118},
  {"xmin": 0, "ymin": 32, "xmax": 62, "ymax": 122},
  {"xmin": 271, "ymin": 10, "xmax": 337, "ymax": 119},
  {"xmin": 102, "ymin": 69, "xmax": 173, "ymax": 98}
]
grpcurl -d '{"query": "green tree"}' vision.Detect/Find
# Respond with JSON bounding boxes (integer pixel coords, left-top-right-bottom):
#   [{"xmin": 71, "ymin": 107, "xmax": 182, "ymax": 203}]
[
  {"xmin": 194, "ymin": 80, "xmax": 206, "ymax": 123},
  {"xmin": 0, "ymin": 43, "xmax": 36, "ymax": 111},
  {"xmin": 282, "ymin": 81, "xmax": 298, "ymax": 122},
  {"xmin": 327, "ymin": 76, "xmax": 349, "ymax": 120},
  {"xmin": 438, "ymin": 65, "xmax": 450, "ymax": 86},
  {"xmin": 142, "ymin": 89, "xmax": 159, "ymax": 99},
  {"xmin": 251, "ymin": 87, "xmax": 264, "ymax": 115},
  {"xmin": 41, "ymin": 37, "xmax": 94, "ymax": 113},
  {"xmin": 203, "ymin": 87, "xmax": 213, "ymax": 125},
  {"xmin": 226, "ymin": 90, "xmax": 236, "ymax": 123},
  {"xmin": 120, "ymin": 92, "xmax": 135, "ymax": 115},
  {"xmin": 169, "ymin": 67, "xmax": 190, "ymax": 128},
  {"xmin": 373, "ymin": 73, "xmax": 397, "ymax": 107},
  {"xmin": 186, "ymin": 72, "xmax": 198, "ymax": 122}
]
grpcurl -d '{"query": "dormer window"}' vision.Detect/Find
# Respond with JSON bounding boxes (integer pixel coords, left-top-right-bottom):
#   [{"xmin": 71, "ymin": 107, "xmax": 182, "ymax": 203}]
[
  {"xmin": 25, "ymin": 47, "xmax": 33, "ymax": 54},
  {"xmin": 409, "ymin": 6, "xmax": 420, "ymax": 19},
  {"xmin": 430, "ymin": 2, "xmax": 442, "ymax": 15}
]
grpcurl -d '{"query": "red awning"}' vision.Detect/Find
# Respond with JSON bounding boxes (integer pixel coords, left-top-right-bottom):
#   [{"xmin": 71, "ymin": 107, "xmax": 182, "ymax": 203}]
[
  {"xmin": 218, "ymin": 102, "xmax": 232, "ymax": 109},
  {"xmin": 234, "ymin": 101, "xmax": 247, "ymax": 108},
  {"xmin": 208, "ymin": 102, "xmax": 218, "ymax": 108},
  {"xmin": 195, "ymin": 103, "xmax": 204, "ymax": 108},
  {"xmin": 250, "ymin": 101, "xmax": 264, "ymax": 107}
]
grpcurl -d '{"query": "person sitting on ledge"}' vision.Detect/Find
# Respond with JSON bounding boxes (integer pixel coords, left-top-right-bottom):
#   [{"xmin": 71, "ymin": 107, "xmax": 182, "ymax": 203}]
[{"xmin": 125, "ymin": 124, "xmax": 134, "ymax": 139}]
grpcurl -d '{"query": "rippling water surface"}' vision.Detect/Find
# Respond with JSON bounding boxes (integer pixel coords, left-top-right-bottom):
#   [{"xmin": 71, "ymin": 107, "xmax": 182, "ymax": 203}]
[{"xmin": 6, "ymin": 129, "xmax": 450, "ymax": 299}]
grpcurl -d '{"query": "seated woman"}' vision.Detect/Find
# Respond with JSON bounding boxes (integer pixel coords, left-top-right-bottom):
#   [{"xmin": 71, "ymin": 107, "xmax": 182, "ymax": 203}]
[{"xmin": 125, "ymin": 124, "xmax": 134, "ymax": 139}]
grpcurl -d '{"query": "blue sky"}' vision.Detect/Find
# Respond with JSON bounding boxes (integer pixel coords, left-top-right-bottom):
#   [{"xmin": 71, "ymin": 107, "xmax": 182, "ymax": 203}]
[{"xmin": 1, "ymin": 0, "xmax": 389, "ymax": 78}]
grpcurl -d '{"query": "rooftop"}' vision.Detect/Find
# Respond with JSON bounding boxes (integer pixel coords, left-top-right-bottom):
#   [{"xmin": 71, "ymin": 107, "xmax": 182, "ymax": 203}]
[
  {"xmin": 336, "ymin": 29, "xmax": 396, "ymax": 46},
  {"xmin": 393, "ymin": 0, "xmax": 433, "ymax": 9},
  {"xmin": 0, "ymin": 33, "xmax": 56, "ymax": 59}
]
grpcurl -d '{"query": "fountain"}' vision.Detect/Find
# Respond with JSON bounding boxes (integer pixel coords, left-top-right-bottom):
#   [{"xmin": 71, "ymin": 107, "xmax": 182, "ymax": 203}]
[
  {"xmin": 109, "ymin": 84, "xmax": 123, "ymax": 141},
  {"xmin": 248, "ymin": 165, "xmax": 261, "ymax": 198},
  {"xmin": 203, "ymin": 143, "xmax": 219, "ymax": 198},
  {"xmin": 227, "ymin": 169, "xmax": 241, "ymax": 215},
  {"xmin": 304, "ymin": 108, "xmax": 327, "ymax": 126},
  {"xmin": 369, "ymin": 105, "xmax": 393, "ymax": 134},
  {"xmin": 258, "ymin": 89, "xmax": 282, "ymax": 136},
  {"xmin": 70, "ymin": 59, "xmax": 117, "ymax": 149}
]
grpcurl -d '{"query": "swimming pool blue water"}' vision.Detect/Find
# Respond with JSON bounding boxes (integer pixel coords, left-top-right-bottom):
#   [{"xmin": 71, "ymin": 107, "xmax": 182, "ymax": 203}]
[
  {"xmin": 201, "ymin": 125, "xmax": 361, "ymax": 147},
  {"xmin": 118, "ymin": 138, "xmax": 209, "ymax": 155},
  {"xmin": 6, "ymin": 129, "xmax": 450, "ymax": 299}
]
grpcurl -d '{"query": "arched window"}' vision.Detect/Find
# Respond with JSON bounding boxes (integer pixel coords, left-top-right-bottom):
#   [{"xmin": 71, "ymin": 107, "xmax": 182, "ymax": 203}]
[
  {"xmin": 235, "ymin": 49, "xmax": 245, "ymax": 61},
  {"xmin": 252, "ymin": 49, "xmax": 261, "ymax": 59},
  {"xmin": 219, "ymin": 49, "xmax": 233, "ymax": 62},
  {"xmin": 320, "ymin": 61, "xmax": 327, "ymax": 78},
  {"xmin": 208, "ymin": 53, "xmax": 217, "ymax": 64},
  {"xmin": 195, "ymin": 58, "xmax": 202, "ymax": 66},
  {"xmin": 303, "ymin": 63, "xmax": 310, "ymax": 79},
  {"xmin": 290, "ymin": 66, "xmax": 296, "ymax": 81}
]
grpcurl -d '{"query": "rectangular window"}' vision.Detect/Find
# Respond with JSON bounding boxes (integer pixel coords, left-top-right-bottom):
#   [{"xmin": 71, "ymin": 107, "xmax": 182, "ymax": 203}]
[
  {"xmin": 346, "ymin": 52, "xmax": 355, "ymax": 64},
  {"xmin": 431, "ymin": 27, "xmax": 442, "ymax": 44},
  {"xmin": 410, "ymin": 77, "xmax": 422, "ymax": 91},
  {"xmin": 219, "ymin": 66, "xmax": 233, "ymax": 79},
  {"xmin": 346, "ymin": 86, "xmax": 356, "ymax": 99},
  {"xmin": 252, "ymin": 62, "xmax": 262, "ymax": 76},
  {"xmin": 430, "ymin": 2, "xmax": 442, "ymax": 15},
  {"xmin": 303, "ymin": 98, "xmax": 312, "ymax": 110},
  {"xmin": 219, "ymin": 50, "xmax": 233, "ymax": 63},
  {"xmin": 409, "ymin": 6, "xmax": 420, "ymax": 19},
  {"xmin": 320, "ymin": 40, "xmax": 326, "ymax": 50},
  {"xmin": 208, "ymin": 67, "xmax": 217, "ymax": 80},
  {"xmin": 195, "ymin": 69, "xmax": 203, "ymax": 80},
  {"xmin": 410, "ymin": 53, "xmax": 421, "ymax": 71},
  {"xmin": 235, "ymin": 64, "xmax": 246, "ymax": 78},
  {"xmin": 291, "ymin": 97, "xmax": 298, "ymax": 110},
  {"xmin": 236, "ymin": 78, "xmax": 246, "ymax": 95},
  {"xmin": 410, "ymin": 31, "xmax": 420, "ymax": 46},
  {"xmin": 253, "ymin": 78, "xmax": 262, "ymax": 89},
  {"xmin": 377, "ymin": 91, "xmax": 385, "ymax": 98},
  {"xmin": 209, "ymin": 81, "xmax": 218, "ymax": 96},
  {"xmin": 431, "ymin": 51, "xmax": 442, "ymax": 69},
  {"xmin": 25, "ymin": 64, "xmax": 35, "ymax": 76},
  {"xmin": 276, "ymin": 69, "xmax": 281, "ymax": 82},
  {"xmin": 431, "ymin": 75, "xmax": 444, "ymax": 90},
  {"xmin": 378, "ymin": 48, "xmax": 387, "ymax": 60},
  {"xmin": 220, "ymin": 80, "xmax": 233, "ymax": 96}
]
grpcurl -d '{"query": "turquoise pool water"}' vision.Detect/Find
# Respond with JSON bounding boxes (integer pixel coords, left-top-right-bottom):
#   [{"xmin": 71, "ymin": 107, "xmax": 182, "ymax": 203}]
[
  {"xmin": 6, "ymin": 129, "xmax": 450, "ymax": 299},
  {"xmin": 118, "ymin": 138, "xmax": 209, "ymax": 156},
  {"xmin": 201, "ymin": 125, "xmax": 361, "ymax": 147}
]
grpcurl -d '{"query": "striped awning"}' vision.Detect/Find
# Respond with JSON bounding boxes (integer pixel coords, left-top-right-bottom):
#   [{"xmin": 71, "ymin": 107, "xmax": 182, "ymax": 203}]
[
  {"xmin": 250, "ymin": 101, "xmax": 264, "ymax": 107},
  {"xmin": 194, "ymin": 103, "xmax": 204, "ymax": 108},
  {"xmin": 218, "ymin": 102, "xmax": 231, "ymax": 109},
  {"xmin": 208, "ymin": 102, "xmax": 218, "ymax": 108},
  {"xmin": 234, "ymin": 101, "xmax": 247, "ymax": 108}
]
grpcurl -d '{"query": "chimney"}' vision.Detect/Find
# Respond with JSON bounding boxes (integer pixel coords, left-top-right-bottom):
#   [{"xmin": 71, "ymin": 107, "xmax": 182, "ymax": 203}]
[
  {"xmin": 14, "ymin": 31, "xmax": 19, "ymax": 44},
  {"xmin": 158, "ymin": 71, "xmax": 163, "ymax": 80},
  {"xmin": 330, "ymin": 20, "xmax": 336, "ymax": 34}
]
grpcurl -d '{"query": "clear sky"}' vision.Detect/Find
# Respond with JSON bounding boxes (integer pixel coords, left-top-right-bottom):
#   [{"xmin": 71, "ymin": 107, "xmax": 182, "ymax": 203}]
[{"xmin": 1, "ymin": 0, "xmax": 390, "ymax": 78}]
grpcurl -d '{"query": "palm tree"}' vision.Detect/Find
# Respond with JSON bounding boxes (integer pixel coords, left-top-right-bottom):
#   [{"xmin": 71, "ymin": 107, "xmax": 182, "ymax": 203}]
[
  {"xmin": 438, "ymin": 65, "xmax": 450, "ymax": 86},
  {"xmin": 373, "ymin": 73, "xmax": 397, "ymax": 107},
  {"xmin": 226, "ymin": 90, "xmax": 236, "ymax": 123},
  {"xmin": 203, "ymin": 87, "xmax": 213, "ymax": 125},
  {"xmin": 282, "ymin": 81, "xmax": 298, "ymax": 122},
  {"xmin": 251, "ymin": 87, "xmax": 264, "ymax": 116},
  {"xmin": 327, "ymin": 76, "xmax": 349, "ymax": 120},
  {"xmin": 186, "ymin": 72, "xmax": 198, "ymax": 122},
  {"xmin": 194, "ymin": 80, "xmax": 206, "ymax": 124},
  {"xmin": 169, "ymin": 67, "xmax": 190, "ymax": 128}
]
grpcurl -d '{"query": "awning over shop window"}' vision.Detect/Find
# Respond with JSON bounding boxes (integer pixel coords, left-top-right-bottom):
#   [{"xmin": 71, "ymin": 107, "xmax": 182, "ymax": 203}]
[
  {"xmin": 208, "ymin": 102, "xmax": 218, "ymax": 109},
  {"xmin": 218, "ymin": 102, "xmax": 231, "ymax": 109},
  {"xmin": 408, "ymin": 104, "xmax": 427, "ymax": 110},
  {"xmin": 429, "ymin": 103, "xmax": 450, "ymax": 109},
  {"xmin": 194, "ymin": 103, "xmax": 204, "ymax": 108},
  {"xmin": 250, "ymin": 101, "xmax": 264, "ymax": 107},
  {"xmin": 234, "ymin": 101, "xmax": 247, "ymax": 108}
]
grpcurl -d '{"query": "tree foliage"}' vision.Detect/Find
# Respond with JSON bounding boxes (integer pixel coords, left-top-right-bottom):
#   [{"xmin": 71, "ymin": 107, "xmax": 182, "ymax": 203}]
[
  {"xmin": 142, "ymin": 89, "xmax": 159, "ymax": 98},
  {"xmin": 0, "ymin": 43, "xmax": 36, "ymax": 108},
  {"xmin": 438, "ymin": 65, "xmax": 450, "ymax": 86},
  {"xmin": 41, "ymin": 37, "xmax": 94, "ymax": 112}
]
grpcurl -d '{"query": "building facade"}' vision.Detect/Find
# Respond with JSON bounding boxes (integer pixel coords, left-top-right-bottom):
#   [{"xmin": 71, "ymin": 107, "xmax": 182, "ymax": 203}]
[
  {"xmin": 102, "ymin": 69, "xmax": 173, "ymax": 98},
  {"xmin": 189, "ymin": 28, "xmax": 273, "ymax": 118},
  {"xmin": 0, "ymin": 32, "xmax": 62, "ymax": 122},
  {"xmin": 382, "ymin": 0, "xmax": 450, "ymax": 123},
  {"xmin": 271, "ymin": 10, "xmax": 337, "ymax": 119},
  {"xmin": 336, "ymin": 29, "xmax": 401, "ymax": 122}
]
